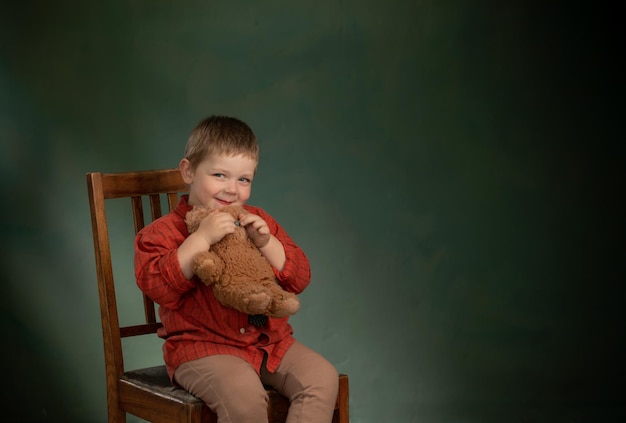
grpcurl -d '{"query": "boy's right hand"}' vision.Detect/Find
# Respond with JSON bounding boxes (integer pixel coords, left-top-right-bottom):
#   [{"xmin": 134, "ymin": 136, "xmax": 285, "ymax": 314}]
[{"xmin": 195, "ymin": 209, "xmax": 237, "ymax": 246}]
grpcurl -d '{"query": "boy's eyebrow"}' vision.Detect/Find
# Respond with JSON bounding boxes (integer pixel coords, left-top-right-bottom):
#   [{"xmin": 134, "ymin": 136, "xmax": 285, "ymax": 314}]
[{"xmin": 211, "ymin": 167, "xmax": 255, "ymax": 178}]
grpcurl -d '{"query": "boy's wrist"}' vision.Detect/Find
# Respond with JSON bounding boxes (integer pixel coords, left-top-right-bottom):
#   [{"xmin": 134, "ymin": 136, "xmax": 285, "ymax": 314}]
[
  {"xmin": 188, "ymin": 231, "xmax": 211, "ymax": 252},
  {"xmin": 255, "ymin": 234, "xmax": 271, "ymax": 249}
]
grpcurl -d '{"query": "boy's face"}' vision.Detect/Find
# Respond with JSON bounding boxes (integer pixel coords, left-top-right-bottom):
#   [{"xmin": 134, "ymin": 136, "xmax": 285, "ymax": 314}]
[{"xmin": 181, "ymin": 153, "xmax": 257, "ymax": 208}]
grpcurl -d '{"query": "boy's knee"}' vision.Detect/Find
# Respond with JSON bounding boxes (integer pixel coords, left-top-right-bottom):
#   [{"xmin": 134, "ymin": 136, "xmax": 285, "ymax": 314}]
[
  {"xmin": 221, "ymin": 383, "xmax": 269, "ymax": 422},
  {"xmin": 319, "ymin": 361, "xmax": 339, "ymax": 387},
  {"xmin": 306, "ymin": 360, "xmax": 339, "ymax": 403}
]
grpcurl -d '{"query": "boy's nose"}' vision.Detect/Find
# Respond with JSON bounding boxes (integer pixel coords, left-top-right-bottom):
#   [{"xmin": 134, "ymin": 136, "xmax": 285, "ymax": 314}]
[{"xmin": 224, "ymin": 180, "xmax": 237, "ymax": 194}]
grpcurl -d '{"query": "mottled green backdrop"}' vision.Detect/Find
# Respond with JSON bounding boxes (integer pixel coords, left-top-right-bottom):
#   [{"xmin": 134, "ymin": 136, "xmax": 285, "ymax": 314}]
[{"xmin": 1, "ymin": 1, "xmax": 624, "ymax": 422}]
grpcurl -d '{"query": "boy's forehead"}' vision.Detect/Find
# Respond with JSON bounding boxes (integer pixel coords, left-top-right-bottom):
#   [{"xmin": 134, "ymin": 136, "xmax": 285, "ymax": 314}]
[{"xmin": 211, "ymin": 151, "xmax": 257, "ymax": 161}]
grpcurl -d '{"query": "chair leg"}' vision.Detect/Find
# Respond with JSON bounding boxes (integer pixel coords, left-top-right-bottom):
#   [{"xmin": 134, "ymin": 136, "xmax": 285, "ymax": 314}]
[
  {"xmin": 337, "ymin": 375, "xmax": 349, "ymax": 423},
  {"xmin": 108, "ymin": 404, "xmax": 126, "ymax": 423},
  {"xmin": 331, "ymin": 375, "xmax": 350, "ymax": 423}
]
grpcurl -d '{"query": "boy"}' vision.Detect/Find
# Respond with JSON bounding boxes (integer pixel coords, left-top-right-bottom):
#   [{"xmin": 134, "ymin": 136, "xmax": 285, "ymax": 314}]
[{"xmin": 134, "ymin": 115, "xmax": 338, "ymax": 423}]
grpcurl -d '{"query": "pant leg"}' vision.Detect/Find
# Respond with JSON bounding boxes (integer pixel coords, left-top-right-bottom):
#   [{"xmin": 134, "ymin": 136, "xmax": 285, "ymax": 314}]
[
  {"xmin": 261, "ymin": 341, "xmax": 339, "ymax": 423},
  {"xmin": 174, "ymin": 355, "xmax": 269, "ymax": 423}
]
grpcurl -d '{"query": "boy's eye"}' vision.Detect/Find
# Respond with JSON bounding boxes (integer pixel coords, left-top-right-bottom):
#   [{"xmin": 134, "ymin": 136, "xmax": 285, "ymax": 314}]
[
  {"xmin": 239, "ymin": 177, "xmax": 251, "ymax": 183},
  {"xmin": 213, "ymin": 173, "xmax": 225, "ymax": 178}
]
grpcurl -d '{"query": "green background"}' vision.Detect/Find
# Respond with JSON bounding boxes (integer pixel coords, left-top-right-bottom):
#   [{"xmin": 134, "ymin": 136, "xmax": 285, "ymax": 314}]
[{"xmin": 1, "ymin": 1, "xmax": 624, "ymax": 422}]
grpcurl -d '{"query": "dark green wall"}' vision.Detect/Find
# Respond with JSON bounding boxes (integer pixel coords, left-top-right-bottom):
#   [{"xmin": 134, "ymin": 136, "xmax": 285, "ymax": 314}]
[{"xmin": 1, "ymin": 1, "xmax": 624, "ymax": 422}]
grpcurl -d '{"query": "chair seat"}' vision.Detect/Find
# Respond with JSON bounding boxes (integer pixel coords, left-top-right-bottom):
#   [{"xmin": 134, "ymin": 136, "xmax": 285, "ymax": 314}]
[
  {"xmin": 123, "ymin": 365, "xmax": 201, "ymax": 404},
  {"xmin": 121, "ymin": 365, "xmax": 346, "ymax": 423}
]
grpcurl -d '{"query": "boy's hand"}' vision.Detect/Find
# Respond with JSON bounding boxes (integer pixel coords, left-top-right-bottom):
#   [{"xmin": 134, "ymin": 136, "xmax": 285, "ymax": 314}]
[
  {"xmin": 196, "ymin": 209, "xmax": 237, "ymax": 246},
  {"xmin": 238, "ymin": 213, "xmax": 271, "ymax": 248}
]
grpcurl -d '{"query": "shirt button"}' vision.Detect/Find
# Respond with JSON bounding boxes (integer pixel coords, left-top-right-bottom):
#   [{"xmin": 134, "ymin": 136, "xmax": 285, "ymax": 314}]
[{"xmin": 240, "ymin": 328, "xmax": 246, "ymax": 334}]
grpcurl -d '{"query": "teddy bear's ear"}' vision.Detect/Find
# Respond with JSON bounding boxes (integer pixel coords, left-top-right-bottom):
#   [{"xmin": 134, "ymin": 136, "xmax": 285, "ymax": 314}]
[
  {"xmin": 185, "ymin": 207, "xmax": 207, "ymax": 233},
  {"xmin": 184, "ymin": 214, "xmax": 198, "ymax": 233}
]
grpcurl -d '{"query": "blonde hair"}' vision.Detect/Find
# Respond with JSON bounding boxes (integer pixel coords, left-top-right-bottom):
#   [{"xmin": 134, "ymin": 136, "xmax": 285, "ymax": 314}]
[{"xmin": 184, "ymin": 115, "xmax": 259, "ymax": 169}]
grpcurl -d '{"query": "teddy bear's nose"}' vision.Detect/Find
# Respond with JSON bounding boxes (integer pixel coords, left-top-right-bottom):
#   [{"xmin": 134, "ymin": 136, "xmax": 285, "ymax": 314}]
[{"xmin": 234, "ymin": 220, "xmax": 241, "ymax": 226}]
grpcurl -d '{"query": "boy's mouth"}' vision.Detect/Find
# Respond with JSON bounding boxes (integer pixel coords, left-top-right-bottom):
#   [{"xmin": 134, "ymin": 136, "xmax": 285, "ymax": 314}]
[{"xmin": 215, "ymin": 198, "xmax": 232, "ymax": 206}]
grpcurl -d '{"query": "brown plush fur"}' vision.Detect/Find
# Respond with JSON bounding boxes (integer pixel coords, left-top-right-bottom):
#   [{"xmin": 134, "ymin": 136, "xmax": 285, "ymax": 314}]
[{"xmin": 185, "ymin": 205, "xmax": 300, "ymax": 318}]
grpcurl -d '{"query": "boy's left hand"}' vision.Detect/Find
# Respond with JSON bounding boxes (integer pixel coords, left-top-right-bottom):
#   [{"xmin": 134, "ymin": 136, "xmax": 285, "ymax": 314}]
[{"xmin": 238, "ymin": 213, "xmax": 271, "ymax": 248}]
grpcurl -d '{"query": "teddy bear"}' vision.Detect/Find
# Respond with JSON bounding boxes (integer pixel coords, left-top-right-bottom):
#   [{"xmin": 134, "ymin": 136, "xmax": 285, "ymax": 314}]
[{"xmin": 184, "ymin": 205, "xmax": 300, "ymax": 318}]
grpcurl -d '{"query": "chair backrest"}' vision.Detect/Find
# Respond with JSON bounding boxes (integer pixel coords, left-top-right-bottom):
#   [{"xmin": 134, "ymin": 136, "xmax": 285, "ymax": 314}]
[{"xmin": 86, "ymin": 168, "xmax": 188, "ymax": 390}]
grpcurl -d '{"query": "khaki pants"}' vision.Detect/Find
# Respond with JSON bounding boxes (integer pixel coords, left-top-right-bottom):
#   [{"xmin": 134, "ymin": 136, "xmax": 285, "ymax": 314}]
[{"xmin": 174, "ymin": 340, "xmax": 339, "ymax": 423}]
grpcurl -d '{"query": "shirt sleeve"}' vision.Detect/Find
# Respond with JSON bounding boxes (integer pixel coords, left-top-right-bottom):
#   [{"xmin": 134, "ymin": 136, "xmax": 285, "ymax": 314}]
[{"xmin": 134, "ymin": 215, "xmax": 197, "ymax": 310}]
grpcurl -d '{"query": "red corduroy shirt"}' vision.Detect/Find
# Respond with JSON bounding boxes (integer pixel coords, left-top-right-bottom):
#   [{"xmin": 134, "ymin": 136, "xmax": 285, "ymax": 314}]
[{"xmin": 134, "ymin": 195, "xmax": 311, "ymax": 381}]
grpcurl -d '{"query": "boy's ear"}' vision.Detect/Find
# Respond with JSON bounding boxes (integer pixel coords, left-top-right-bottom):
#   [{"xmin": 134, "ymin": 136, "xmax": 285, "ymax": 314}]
[{"xmin": 179, "ymin": 158, "xmax": 194, "ymax": 184}]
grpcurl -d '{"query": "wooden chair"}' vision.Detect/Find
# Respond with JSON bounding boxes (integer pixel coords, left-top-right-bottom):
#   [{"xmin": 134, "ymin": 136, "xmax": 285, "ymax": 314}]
[{"xmin": 86, "ymin": 168, "xmax": 349, "ymax": 423}]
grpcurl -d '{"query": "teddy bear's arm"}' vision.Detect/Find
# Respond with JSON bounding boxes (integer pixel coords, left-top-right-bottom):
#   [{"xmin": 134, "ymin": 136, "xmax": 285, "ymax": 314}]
[{"xmin": 192, "ymin": 251, "xmax": 225, "ymax": 285}]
